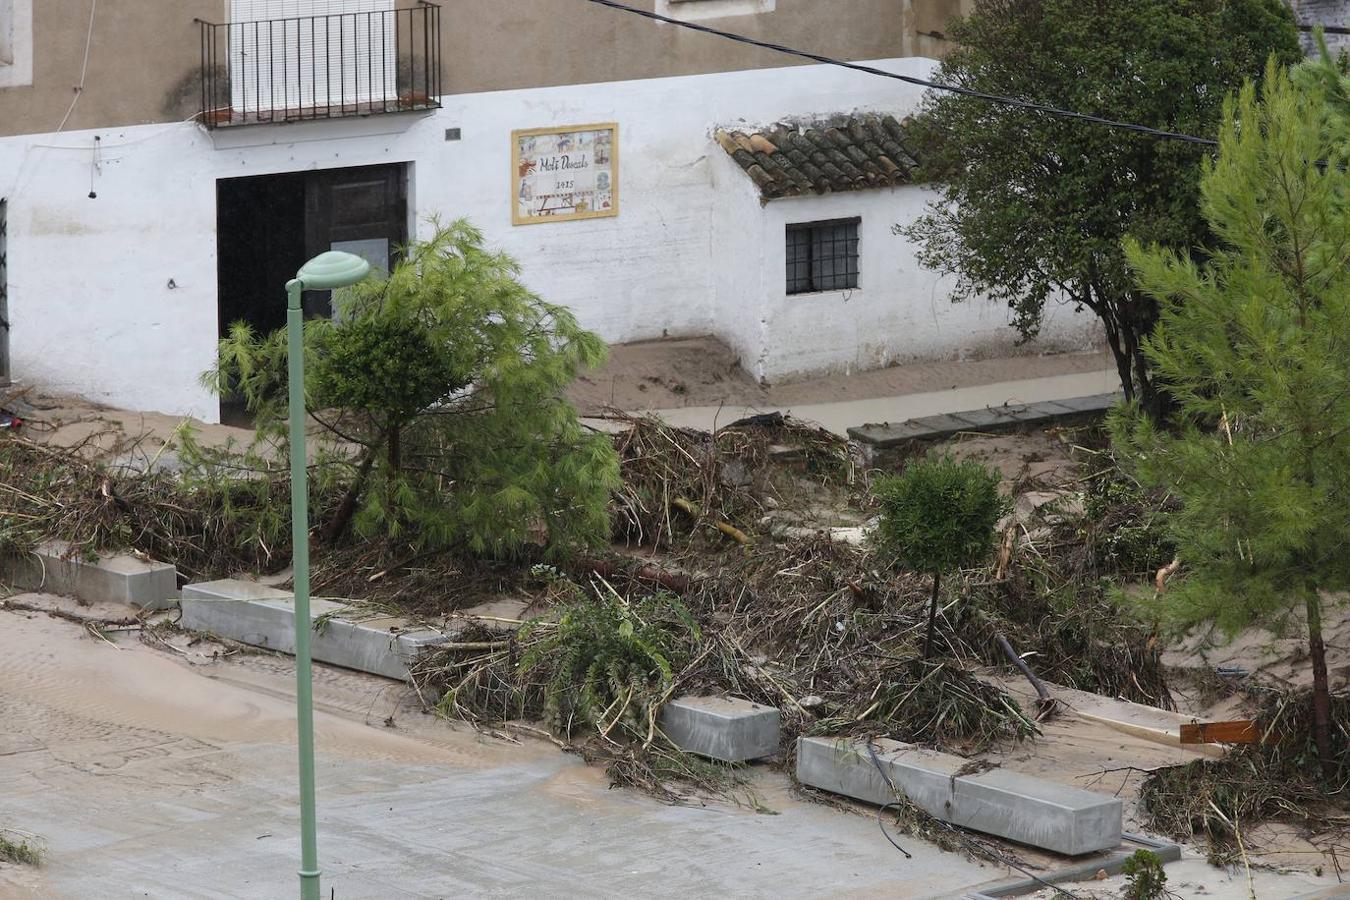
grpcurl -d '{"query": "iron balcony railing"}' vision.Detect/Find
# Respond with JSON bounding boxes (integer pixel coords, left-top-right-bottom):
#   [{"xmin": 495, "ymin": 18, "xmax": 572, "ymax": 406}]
[{"xmin": 197, "ymin": 4, "xmax": 441, "ymax": 129}]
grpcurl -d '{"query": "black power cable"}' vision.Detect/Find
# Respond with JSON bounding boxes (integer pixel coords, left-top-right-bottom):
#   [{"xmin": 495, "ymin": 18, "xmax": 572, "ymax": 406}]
[{"xmin": 580, "ymin": 0, "xmax": 1219, "ymax": 147}]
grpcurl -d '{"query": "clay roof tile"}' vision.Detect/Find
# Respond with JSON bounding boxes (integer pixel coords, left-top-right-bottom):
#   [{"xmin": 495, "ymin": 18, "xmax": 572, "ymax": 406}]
[{"xmin": 715, "ymin": 114, "xmax": 925, "ymax": 200}]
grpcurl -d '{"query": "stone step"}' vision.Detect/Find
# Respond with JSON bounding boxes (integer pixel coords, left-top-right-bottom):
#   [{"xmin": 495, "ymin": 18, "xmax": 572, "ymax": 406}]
[
  {"xmin": 180, "ymin": 579, "xmax": 449, "ymax": 681},
  {"xmin": 3, "ymin": 540, "xmax": 178, "ymax": 611},
  {"xmin": 659, "ymin": 696, "xmax": 780, "ymax": 763},
  {"xmin": 848, "ymin": 393, "xmax": 1120, "ymax": 448},
  {"xmin": 796, "ymin": 736, "xmax": 1122, "ymax": 856}
]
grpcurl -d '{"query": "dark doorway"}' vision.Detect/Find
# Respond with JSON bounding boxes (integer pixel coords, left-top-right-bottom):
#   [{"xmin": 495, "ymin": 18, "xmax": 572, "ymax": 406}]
[
  {"xmin": 215, "ymin": 163, "xmax": 408, "ymax": 423},
  {"xmin": 217, "ymin": 171, "xmax": 307, "ymax": 341}
]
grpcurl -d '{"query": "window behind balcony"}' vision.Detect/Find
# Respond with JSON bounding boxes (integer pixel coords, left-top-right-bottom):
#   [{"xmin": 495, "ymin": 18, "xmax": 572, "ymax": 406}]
[
  {"xmin": 228, "ymin": 0, "xmax": 396, "ymax": 115},
  {"xmin": 0, "ymin": 0, "xmax": 33, "ymax": 89}
]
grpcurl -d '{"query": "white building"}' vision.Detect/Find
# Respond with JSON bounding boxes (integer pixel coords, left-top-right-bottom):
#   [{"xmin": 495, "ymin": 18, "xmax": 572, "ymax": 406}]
[{"xmin": 0, "ymin": 3, "xmax": 1096, "ymax": 422}]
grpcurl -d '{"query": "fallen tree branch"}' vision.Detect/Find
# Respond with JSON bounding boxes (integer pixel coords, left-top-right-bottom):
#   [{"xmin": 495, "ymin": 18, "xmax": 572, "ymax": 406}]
[
  {"xmin": 577, "ymin": 557, "xmax": 693, "ymax": 594},
  {"xmin": 0, "ymin": 598, "xmax": 141, "ymax": 629},
  {"xmin": 995, "ymin": 632, "xmax": 1057, "ymax": 720},
  {"xmin": 672, "ymin": 496, "xmax": 750, "ymax": 545}
]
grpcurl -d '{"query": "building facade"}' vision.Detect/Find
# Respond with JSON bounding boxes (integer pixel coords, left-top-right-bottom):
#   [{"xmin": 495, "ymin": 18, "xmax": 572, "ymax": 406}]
[
  {"xmin": 0, "ymin": 0, "xmax": 1102, "ymax": 421},
  {"xmin": 1291, "ymin": 0, "xmax": 1350, "ymax": 53}
]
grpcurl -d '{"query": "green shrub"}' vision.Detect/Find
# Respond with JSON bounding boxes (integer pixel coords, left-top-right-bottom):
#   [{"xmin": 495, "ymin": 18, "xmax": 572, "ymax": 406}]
[
  {"xmin": 519, "ymin": 585, "xmax": 703, "ymax": 738},
  {"xmin": 873, "ymin": 455, "xmax": 1009, "ymax": 657},
  {"xmin": 1122, "ymin": 849, "xmax": 1168, "ymax": 900}
]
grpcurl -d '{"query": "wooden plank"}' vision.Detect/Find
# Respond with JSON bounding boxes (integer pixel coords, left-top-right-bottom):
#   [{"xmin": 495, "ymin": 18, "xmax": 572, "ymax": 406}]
[{"xmin": 1180, "ymin": 720, "xmax": 1259, "ymax": 745}]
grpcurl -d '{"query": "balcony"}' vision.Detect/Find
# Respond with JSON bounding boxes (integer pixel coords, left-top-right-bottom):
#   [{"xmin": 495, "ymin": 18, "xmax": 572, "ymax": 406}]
[{"xmin": 197, "ymin": 3, "xmax": 441, "ymax": 129}]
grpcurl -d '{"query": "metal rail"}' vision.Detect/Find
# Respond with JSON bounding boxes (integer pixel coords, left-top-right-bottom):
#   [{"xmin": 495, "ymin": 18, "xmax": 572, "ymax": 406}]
[{"xmin": 197, "ymin": 4, "xmax": 441, "ymax": 129}]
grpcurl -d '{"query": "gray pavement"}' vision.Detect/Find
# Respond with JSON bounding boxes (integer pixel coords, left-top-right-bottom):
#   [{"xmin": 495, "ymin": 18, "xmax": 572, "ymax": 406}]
[
  {"xmin": 642, "ymin": 369, "xmax": 1120, "ymax": 437},
  {"xmin": 0, "ymin": 602, "xmax": 999, "ymax": 899}
]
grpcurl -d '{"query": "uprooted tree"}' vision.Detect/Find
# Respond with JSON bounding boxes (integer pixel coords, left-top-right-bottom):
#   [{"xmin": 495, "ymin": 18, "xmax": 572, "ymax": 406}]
[
  {"xmin": 1114, "ymin": 55, "xmax": 1350, "ymax": 774},
  {"xmin": 900, "ymin": 0, "xmax": 1300, "ymax": 419},
  {"xmin": 205, "ymin": 220, "xmax": 621, "ymax": 558},
  {"xmin": 872, "ymin": 455, "xmax": 1008, "ymax": 659}
]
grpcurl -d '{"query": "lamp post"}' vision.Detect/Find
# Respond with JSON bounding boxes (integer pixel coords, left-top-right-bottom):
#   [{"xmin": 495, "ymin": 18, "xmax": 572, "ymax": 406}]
[{"xmin": 285, "ymin": 250, "xmax": 370, "ymax": 900}]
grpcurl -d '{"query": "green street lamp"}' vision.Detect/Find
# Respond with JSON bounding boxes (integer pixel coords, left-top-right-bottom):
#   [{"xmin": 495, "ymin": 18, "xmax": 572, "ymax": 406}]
[{"xmin": 285, "ymin": 250, "xmax": 370, "ymax": 900}]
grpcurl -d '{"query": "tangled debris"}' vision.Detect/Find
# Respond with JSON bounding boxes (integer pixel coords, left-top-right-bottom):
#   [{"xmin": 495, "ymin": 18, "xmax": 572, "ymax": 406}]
[
  {"xmin": 0, "ymin": 434, "xmax": 291, "ymax": 581},
  {"xmin": 1139, "ymin": 689, "xmax": 1350, "ymax": 859},
  {"xmin": 5, "ymin": 413, "xmax": 1178, "ymax": 815},
  {"xmin": 610, "ymin": 411, "xmax": 857, "ymax": 549}
]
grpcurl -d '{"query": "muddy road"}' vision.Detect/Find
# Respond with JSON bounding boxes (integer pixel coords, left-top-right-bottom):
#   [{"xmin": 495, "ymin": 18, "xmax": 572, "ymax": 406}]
[{"xmin": 0, "ymin": 596, "xmax": 996, "ymax": 899}]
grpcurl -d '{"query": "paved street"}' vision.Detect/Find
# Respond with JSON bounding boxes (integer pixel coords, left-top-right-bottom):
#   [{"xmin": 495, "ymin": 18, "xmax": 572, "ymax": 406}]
[{"xmin": 0, "ymin": 598, "xmax": 997, "ymax": 899}]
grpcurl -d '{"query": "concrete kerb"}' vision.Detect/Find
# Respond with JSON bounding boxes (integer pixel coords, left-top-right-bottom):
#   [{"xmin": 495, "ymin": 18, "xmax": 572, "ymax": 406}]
[
  {"xmin": 181, "ymin": 579, "xmax": 451, "ymax": 681},
  {"xmin": 796, "ymin": 736, "xmax": 1122, "ymax": 857},
  {"xmin": 961, "ymin": 832, "xmax": 1183, "ymax": 899},
  {"xmin": 659, "ymin": 695, "xmax": 781, "ymax": 763},
  {"xmin": 2, "ymin": 540, "xmax": 179, "ymax": 611},
  {"xmin": 847, "ymin": 393, "xmax": 1121, "ymax": 449}
]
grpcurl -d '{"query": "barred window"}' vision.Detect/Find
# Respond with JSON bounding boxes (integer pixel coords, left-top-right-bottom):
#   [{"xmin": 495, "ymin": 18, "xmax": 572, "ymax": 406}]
[{"xmin": 786, "ymin": 218, "xmax": 859, "ymax": 295}]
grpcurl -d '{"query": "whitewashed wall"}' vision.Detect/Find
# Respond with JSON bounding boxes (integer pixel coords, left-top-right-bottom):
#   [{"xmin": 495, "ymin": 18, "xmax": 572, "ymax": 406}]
[
  {"xmin": 0, "ymin": 56, "xmax": 1098, "ymax": 420},
  {"xmin": 709, "ymin": 164, "xmax": 1101, "ymax": 381}
]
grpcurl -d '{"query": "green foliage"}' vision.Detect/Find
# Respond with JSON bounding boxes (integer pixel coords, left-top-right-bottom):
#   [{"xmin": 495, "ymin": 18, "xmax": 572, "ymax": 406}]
[
  {"xmin": 518, "ymin": 584, "xmax": 703, "ymax": 738},
  {"xmin": 0, "ymin": 830, "xmax": 43, "ymax": 867},
  {"xmin": 872, "ymin": 455, "xmax": 1008, "ymax": 577},
  {"xmin": 901, "ymin": 0, "xmax": 1300, "ymax": 415},
  {"xmin": 1114, "ymin": 60, "xmax": 1350, "ymax": 635},
  {"xmin": 1081, "ymin": 452, "xmax": 1176, "ymax": 579},
  {"xmin": 1117, "ymin": 57, "xmax": 1350, "ymax": 770},
  {"xmin": 317, "ymin": 311, "xmax": 463, "ymax": 424},
  {"xmin": 1122, "ymin": 849, "xmax": 1168, "ymax": 900},
  {"xmin": 204, "ymin": 220, "xmax": 620, "ymax": 557},
  {"xmin": 856, "ymin": 660, "xmax": 1038, "ymax": 751}
]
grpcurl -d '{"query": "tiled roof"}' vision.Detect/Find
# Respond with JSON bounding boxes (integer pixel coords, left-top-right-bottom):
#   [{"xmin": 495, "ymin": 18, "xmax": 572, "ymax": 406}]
[{"xmin": 714, "ymin": 114, "xmax": 922, "ymax": 200}]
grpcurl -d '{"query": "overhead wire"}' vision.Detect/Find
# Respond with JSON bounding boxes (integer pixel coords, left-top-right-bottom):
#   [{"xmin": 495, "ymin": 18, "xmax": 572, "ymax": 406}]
[
  {"xmin": 579, "ymin": 0, "xmax": 1220, "ymax": 147},
  {"xmin": 55, "ymin": 0, "xmax": 99, "ymax": 133}
]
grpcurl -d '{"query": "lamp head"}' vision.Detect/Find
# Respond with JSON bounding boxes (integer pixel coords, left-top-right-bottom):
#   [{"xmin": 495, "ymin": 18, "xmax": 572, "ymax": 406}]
[{"xmin": 295, "ymin": 251, "xmax": 372, "ymax": 290}]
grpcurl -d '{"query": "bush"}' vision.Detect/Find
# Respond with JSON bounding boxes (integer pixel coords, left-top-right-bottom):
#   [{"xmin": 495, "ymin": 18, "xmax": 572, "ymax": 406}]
[
  {"xmin": 1122, "ymin": 849, "xmax": 1168, "ymax": 900},
  {"xmin": 901, "ymin": 0, "xmax": 1299, "ymax": 417},
  {"xmin": 518, "ymin": 585, "xmax": 703, "ymax": 738},
  {"xmin": 873, "ymin": 455, "xmax": 1009, "ymax": 657}
]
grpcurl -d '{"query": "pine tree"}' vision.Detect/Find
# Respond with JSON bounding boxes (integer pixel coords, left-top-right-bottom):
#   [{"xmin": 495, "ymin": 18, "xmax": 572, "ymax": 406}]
[
  {"xmin": 205, "ymin": 220, "xmax": 620, "ymax": 558},
  {"xmin": 1116, "ymin": 57, "xmax": 1350, "ymax": 772}
]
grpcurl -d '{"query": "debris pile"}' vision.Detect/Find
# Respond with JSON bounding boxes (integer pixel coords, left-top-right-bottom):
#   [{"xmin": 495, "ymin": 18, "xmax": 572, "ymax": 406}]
[
  {"xmin": 1140, "ymin": 689, "xmax": 1350, "ymax": 858},
  {"xmin": 0, "ymin": 434, "xmax": 290, "ymax": 580},
  {"xmin": 0, "ymin": 412, "xmax": 1201, "ymax": 820}
]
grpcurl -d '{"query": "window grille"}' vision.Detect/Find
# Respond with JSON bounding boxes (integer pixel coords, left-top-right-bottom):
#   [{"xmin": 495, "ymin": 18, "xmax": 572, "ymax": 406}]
[{"xmin": 786, "ymin": 218, "xmax": 859, "ymax": 295}]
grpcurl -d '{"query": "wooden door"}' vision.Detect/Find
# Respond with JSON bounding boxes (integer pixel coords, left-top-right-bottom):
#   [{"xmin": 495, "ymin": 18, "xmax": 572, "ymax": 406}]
[{"xmin": 302, "ymin": 163, "xmax": 407, "ymax": 316}]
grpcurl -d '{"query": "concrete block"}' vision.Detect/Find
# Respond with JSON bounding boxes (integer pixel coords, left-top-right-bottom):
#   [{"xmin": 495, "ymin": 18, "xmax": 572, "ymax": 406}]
[
  {"xmin": 796, "ymin": 736, "xmax": 1121, "ymax": 856},
  {"xmin": 847, "ymin": 421, "xmax": 932, "ymax": 448},
  {"xmin": 907, "ymin": 413, "xmax": 979, "ymax": 438},
  {"xmin": 849, "ymin": 394, "xmax": 1123, "ymax": 448},
  {"xmin": 660, "ymin": 696, "xmax": 780, "ymax": 762},
  {"xmin": 181, "ymin": 579, "xmax": 449, "ymax": 680},
  {"xmin": 4, "ymin": 541, "xmax": 178, "ymax": 610},
  {"xmin": 949, "ymin": 407, "xmax": 1011, "ymax": 429},
  {"xmin": 1045, "ymin": 393, "xmax": 1119, "ymax": 414}
]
